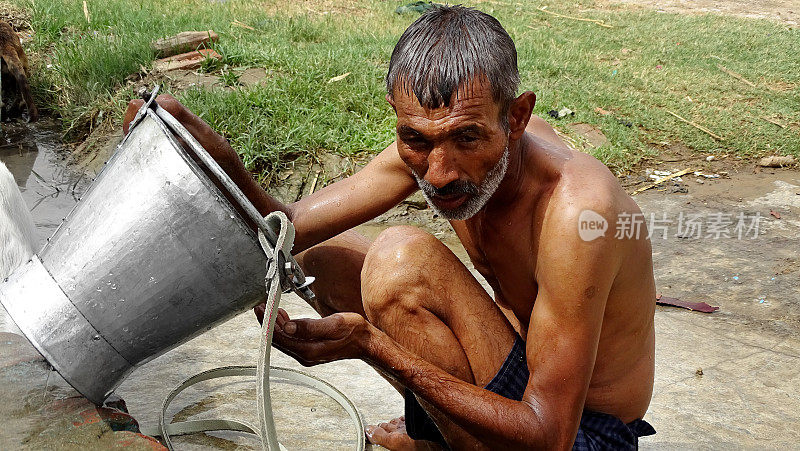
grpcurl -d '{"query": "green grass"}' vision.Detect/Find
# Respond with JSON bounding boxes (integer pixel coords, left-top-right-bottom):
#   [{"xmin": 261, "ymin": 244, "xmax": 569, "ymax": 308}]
[{"xmin": 14, "ymin": 0, "xmax": 800, "ymax": 180}]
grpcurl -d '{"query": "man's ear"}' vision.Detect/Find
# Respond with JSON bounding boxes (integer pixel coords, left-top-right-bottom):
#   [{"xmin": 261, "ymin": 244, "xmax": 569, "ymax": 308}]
[
  {"xmin": 385, "ymin": 94, "xmax": 396, "ymax": 112},
  {"xmin": 507, "ymin": 91, "xmax": 536, "ymax": 141}
]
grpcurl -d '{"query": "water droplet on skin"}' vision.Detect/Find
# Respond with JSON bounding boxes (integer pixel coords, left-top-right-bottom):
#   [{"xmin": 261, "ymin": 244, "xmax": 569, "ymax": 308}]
[
  {"xmin": 110, "ymin": 284, "xmax": 117, "ymax": 290},
  {"xmin": 122, "ymin": 327, "xmax": 129, "ymax": 332},
  {"xmin": 92, "ymin": 334, "xmax": 101, "ymax": 341}
]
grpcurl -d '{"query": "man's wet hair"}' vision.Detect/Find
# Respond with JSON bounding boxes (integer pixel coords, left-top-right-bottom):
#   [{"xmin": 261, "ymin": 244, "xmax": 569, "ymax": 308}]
[{"xmin": 386, "ymin": 5, "xmax": 520, "ymax": 128}]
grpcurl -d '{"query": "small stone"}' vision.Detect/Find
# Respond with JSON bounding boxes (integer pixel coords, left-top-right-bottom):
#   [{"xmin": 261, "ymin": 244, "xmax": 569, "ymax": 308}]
[
  {"xmin": 706, "ymin": 155, "xmax": 715, "ymax": 161},
  {"xmin": 758, "ymin": 155, "xmax": 796, "ymax": 167},
  {"xmin": 695, "ymin": 368, "xmax": 704, "ymax": 376}
]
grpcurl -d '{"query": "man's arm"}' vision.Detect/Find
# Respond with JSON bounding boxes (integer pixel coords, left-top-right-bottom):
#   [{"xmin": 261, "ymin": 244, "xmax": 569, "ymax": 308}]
[
  {"xmin": 288, "ymin": 142, "xmax": 417, "ymax": 252},
  {"xmin": 123, "ymin": 96, "xmax": 417, "ymax": 253},
  {"xmin": 274, "ymin": 204, "xmax": 621, "ymax": 448}
]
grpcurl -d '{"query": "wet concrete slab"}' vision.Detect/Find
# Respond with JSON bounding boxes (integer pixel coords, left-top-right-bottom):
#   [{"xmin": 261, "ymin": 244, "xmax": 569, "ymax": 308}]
[
  {"xmin": 634, "ymin": 170, "xmax": 800, "ymax": 448},
  {"xmin": 0, "ymin": 332, "xmax": 165, "ymax": 449}
]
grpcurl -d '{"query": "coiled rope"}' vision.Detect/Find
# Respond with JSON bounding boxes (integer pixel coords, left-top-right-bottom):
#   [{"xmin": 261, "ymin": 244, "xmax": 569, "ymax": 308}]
[{"xmin": 140, "ymin": 211, "xmax": 365, "ymax": 450}]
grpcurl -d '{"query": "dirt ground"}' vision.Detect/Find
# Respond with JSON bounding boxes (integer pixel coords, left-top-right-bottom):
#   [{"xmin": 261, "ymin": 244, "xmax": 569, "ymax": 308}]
[{"xmin": 601, "ymin": 0, "xmax": 800, "ymax": 24}]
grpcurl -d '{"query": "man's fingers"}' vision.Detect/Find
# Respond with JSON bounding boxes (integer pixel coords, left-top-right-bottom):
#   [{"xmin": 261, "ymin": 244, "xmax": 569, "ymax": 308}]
[
  {"xmin": 122, "ymin": 99, "xmax": 144, "ymax": 135},
  {"xmin": 272, "ymin": 332, "xmax": 330, "ymax": 366},
  {"xmin": 277, "ymin": 308, "xmax": 290, "ymax": 322},
  {"xmin": 286, "ymin": 314, "xmax": 344, "ymax": 339},
  {"xmin": 275, "ymin": 308, "xmax": 289, "ymax": 330},
  {"xmin": 253, "ymin": 302, "xmax": 266, "ymax": 324}
]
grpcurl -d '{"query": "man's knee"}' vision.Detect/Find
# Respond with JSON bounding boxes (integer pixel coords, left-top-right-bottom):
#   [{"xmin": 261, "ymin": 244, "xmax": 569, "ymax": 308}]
[
  {"xmin": 362, "ymin": 225, "xmax": 438, "ymax": 280},
  {"xmin": 361, "ymin": 226, "xmax": 439, "ymax": 321}
]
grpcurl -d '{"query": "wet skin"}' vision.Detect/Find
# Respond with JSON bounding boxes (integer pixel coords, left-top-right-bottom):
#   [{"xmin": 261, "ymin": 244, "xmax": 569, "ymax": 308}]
[{"xmin": 124, "ymin": 85, "xmax": 655, "ymax": 449}]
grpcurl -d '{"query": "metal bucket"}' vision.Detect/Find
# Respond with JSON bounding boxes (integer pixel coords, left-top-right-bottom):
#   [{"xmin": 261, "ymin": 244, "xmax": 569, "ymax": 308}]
[{"xmin": 0, "ymin": 95, "xmax": 287, "ymax": 404}]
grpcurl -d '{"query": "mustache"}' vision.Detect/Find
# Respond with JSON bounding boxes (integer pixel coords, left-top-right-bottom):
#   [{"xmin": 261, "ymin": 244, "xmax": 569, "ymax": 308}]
[{"xmin": 418, "ymin": 178, "xmax": 479, "ymax": 197}]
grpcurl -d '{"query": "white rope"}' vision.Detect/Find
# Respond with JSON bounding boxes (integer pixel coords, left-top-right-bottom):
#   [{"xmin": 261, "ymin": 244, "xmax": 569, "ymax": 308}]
[{"xmin": 141, "ymin": 211, "xmax": 365, "ymax": 450}]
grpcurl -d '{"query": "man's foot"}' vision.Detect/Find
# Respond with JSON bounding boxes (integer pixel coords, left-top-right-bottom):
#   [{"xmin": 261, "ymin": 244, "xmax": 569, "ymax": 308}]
[{"xmin": 366, "ymin": 416, "xmax": 442, "ymax": 450}]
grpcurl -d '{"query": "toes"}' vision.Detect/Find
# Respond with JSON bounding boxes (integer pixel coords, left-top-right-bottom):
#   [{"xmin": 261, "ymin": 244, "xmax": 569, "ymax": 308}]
[{"xmin": 366, "ymin": 424, "xmax": 389, "ymax": 445}]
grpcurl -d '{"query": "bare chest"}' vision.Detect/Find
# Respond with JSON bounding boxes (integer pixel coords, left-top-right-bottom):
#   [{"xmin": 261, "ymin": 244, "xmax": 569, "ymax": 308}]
[{"xmin": 454, "ymin": 221, "xmax": 538, "ymax": 324}]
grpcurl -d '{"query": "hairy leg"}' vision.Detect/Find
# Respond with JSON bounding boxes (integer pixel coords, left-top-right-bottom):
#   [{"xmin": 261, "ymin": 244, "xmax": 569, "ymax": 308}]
[
  {"xmin": 2, "ymin": 48, "xmax": 37, "ymax": 122},
  {"xmin": 361, "ymin": 226, "xmax": 517, "ymax": 450}
]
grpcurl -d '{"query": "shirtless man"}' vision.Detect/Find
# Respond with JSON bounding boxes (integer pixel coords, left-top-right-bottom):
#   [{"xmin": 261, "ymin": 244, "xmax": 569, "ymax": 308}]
[{"xmin": 125, "ymin": 5, "xmax": 656, "ymax": 449}]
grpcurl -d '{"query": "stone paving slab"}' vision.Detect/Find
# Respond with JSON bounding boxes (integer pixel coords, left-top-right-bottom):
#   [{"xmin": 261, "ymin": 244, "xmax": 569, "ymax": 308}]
[{"xmin": 0, "ymin": 332, "xmax": 166, "ymax": 449}]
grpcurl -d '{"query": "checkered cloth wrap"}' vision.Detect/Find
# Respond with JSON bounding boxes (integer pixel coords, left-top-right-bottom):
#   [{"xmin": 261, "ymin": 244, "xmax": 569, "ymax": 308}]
[{"xmin": 404, "ymin": 335, "xmax": 656, "ymax": 449}]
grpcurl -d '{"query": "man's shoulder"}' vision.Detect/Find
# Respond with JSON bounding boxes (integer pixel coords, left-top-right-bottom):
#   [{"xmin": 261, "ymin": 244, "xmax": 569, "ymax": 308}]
[{"xmin": 544, "ymin": 154, "xmax": 631, "ymax": 232}]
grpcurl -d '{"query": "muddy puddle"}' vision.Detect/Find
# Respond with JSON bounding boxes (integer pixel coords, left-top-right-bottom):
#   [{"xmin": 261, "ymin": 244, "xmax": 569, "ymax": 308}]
[{"xmin": 0, "ymin": 120, "xmax": 90, "ymax": 246}]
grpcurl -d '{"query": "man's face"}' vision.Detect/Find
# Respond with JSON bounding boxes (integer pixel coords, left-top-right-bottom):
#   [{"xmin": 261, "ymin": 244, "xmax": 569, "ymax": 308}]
[{"xmin": 390, "ymin": 80, "xmax": 510, "ymax": 220}]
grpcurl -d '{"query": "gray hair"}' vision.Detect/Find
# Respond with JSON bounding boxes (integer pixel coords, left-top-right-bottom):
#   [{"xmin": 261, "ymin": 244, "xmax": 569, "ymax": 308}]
[{"xmin": 386, "ymin": 5, "xmax": 520, "ymax": 125}]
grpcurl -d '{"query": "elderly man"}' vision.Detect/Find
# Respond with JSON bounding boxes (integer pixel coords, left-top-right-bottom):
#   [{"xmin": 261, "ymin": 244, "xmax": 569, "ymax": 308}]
[{"xmin": 125, "ymin": 5, "xmax": 655, "ymax": 449}]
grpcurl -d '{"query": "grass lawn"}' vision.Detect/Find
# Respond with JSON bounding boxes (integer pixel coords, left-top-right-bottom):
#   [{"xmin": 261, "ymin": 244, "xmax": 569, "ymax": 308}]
[{"xmin": 15, "ymin": 0, "xmax": 800, "ymax": 181}]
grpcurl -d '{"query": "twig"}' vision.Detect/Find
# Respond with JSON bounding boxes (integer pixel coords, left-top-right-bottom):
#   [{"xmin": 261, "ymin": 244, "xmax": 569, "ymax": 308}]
[
  {"xmin": 537, "ymin": 7, "xmax": 613, "ymax": 28},
  {"xmin": 716, "ymin": 64, "xmax": 755, "ymax": 87},
  {"xmin": 231, "ymin": 20, "xmax": 255, "ymax": 31},
  {"xmin": 665, "ymin": 110, "xmax": 725, "ymax": 141},
  {"xmin": 307, "ymin": 170, "xmax": 321, "ymax": 196},
  {"xmin": 31, "ymin": 170, "xmax": 61, "ymax": 192},
  {"xmin": 631, "ymin": 168, "xmax": 694, "ymax": 195},
  {"xmin": 761, "ymin": 116, "xmax": 786, "ymax": 129},
  {"xmin": 82, "ymin": 0, "xmax": 90, "ymax": 24}
]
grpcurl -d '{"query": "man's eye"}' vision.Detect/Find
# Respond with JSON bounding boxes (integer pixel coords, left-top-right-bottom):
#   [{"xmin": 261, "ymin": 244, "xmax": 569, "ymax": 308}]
[
  {"xmin": 404, "ymin": 136, "xmax": 429, "ymax": 147},
  {"xmin": 458, "ymin": 135, "xmax": 478, "ymax": 144}
]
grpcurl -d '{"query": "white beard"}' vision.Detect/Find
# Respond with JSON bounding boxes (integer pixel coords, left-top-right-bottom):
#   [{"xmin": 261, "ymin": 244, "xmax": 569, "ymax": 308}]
[
  {"xmin": 0, "ymin": 160, "xmax": 35, "ymax": 335},
  {"xmin": 414, "ymin": 145, "xmax": 510, "ymax": 220}
]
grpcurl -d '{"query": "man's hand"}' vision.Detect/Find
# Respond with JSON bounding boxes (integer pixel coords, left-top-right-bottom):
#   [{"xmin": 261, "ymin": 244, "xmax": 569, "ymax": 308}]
[
  {"xmin": 122, "ymin": 94, "xmax": 248, "ymax": 183},
  {"xmin": 271, "ymin": 308, "xmax": 373, "ymax": 366}
]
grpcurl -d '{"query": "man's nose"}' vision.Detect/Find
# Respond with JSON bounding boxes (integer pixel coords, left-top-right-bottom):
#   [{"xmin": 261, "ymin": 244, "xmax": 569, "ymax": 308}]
[{"xmin": 424, "ymin": 146, "xmax": 459, "ymax": 189}]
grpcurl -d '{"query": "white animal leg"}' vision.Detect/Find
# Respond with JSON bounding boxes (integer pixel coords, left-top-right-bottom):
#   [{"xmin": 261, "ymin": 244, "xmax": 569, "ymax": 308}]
[{"xmin": 0, "ymin": 160, "xmax": 36, "ymax": 334}]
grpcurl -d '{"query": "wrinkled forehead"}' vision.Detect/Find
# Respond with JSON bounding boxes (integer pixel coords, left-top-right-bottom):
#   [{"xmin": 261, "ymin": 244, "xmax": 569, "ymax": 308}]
[{"xmin": 391, "ymin": 77, "xmax": 501, "ymax": 123}]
